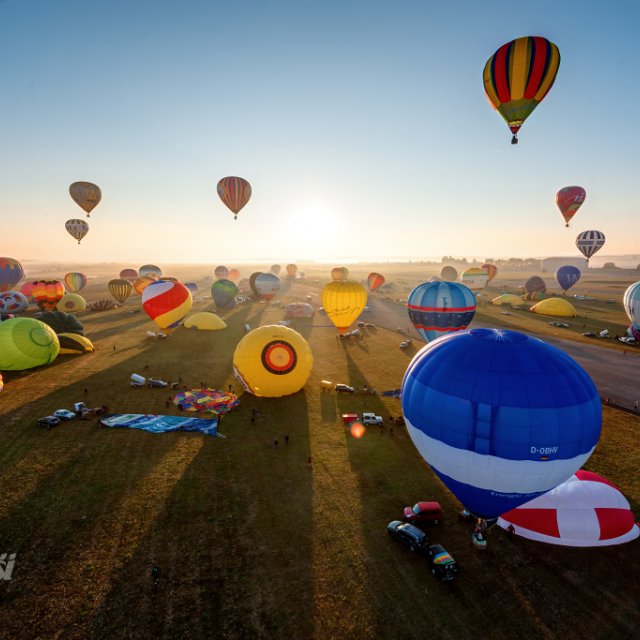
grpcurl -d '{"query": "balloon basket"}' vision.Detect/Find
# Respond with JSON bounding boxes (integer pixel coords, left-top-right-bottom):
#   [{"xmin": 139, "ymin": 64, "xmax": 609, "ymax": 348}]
[{"xmin": 472, "ymin": 533, "xmax": 488, "ymax": 550}]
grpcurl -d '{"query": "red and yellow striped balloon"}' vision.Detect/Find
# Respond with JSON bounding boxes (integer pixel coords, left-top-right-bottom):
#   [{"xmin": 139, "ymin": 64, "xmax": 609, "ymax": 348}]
[
  {"xmin": 483, "ymin": 36, "xmax": 560, "ymax": 143},
  {"xmin": 217, "ymin": 177, "xmax": 252, "ymax": 220},
  {"xmin": 142, "ymin": 280, "xmax": 192, "ymax": 331}
]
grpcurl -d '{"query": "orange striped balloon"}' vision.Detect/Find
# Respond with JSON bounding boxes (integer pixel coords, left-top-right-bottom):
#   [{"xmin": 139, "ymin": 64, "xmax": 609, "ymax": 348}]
[{"xmin": 217, "ymin": 177, "xmax": 252, "ymax": 220}]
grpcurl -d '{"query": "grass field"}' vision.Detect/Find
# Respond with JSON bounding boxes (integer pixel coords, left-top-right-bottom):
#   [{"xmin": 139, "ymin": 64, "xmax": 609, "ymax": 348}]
[{"xmin": 1, "ymin": 264, "xmax": 639, "ymax": 639}]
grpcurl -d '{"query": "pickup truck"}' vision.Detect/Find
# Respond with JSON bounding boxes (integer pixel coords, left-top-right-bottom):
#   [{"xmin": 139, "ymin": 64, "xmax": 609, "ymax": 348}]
[{"xmin": 361, "ymin": 412, "xmax": 384, "ymax": 426}]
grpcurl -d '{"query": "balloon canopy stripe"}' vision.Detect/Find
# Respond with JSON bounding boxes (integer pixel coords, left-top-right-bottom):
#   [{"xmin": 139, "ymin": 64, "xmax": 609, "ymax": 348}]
[{"xmin": 407, "ymin": 304, "xmax": 476, "ymax": 313}]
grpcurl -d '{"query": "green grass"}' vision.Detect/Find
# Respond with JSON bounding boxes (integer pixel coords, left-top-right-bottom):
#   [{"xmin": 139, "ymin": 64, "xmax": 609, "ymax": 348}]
[{"xmin": 0, "ymin": 269, "xmax": 639, "ymax": 639}]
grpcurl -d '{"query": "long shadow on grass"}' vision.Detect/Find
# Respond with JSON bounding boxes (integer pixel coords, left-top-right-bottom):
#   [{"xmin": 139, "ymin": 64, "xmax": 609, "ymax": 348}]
[{"xmin": 86, "ymin": 394, "xmax": 315, "ymax": 639}]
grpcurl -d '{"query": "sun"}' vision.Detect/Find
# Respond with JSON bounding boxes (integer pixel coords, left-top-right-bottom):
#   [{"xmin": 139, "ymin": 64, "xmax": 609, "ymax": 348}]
[{"xmin": 284, "ymin": 203, "xmax": 338, "ymax": 260}]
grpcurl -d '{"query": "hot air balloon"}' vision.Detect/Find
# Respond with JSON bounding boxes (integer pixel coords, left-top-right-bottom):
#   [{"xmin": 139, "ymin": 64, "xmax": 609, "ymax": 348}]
[
  {"xmin": 138, "ymin": 264, "xmax": 162, "ymax": 279},
  {"xmin": 530, "ymin": 298, "xmax": 577, "ymax": 317},
  {"xmin": 321, "ymin": 281, "xmax": 367, "ymax": 334},
  {"xmin": 255, "ymin": 273, "xmax": 281, "ymax": 301},
  {"xmin": 271, "ymin": 264, "xmax": 281, "ymax": 275},
  {"xmin": 184, "ymin": 282, "xmax": 199, "ymax": 294},
  {"xmin": 69, "ymin": 181, "xmax": 101, "ymax": 217},
  {"xmin": 623, "ymin": 282, "xmax": 640, "ymax": 329},
  {"xmin": 0, "ymin": 257, "xmax": 24, "ymax": 292},
  {"xmin": 211, "ymin": 279, "xmax": 238, "ymax": 310},
  {"xmin": 184, "ymin": 312, "xmax": 227, "ymax": 330},
  {"xmin": 407, "ymin": 281, "xmax": 476, "ymax": 343},
  {"xmin": 481, "ymin": 264, "xmax": 498, "ymax": 283},
  {"xmin": 57, "ymin": 293, "xmax": 87, "ymax": 313},
  {"xmin": 286, "ymin": 264, "xmax": 298, "ymax": 279},
  {"xmin": 89, "ymin": 299, "xmax": 119, "ymax": 311},
  {"xmin": 31, "ymin": 280, "xmax": 65, "ymax": 311},
  {"xmin": 108, "ymin": 279, "xmax": 133, "ymax": 304},
  {"xmin": 460, "ymin": 268, "xmax": 488, "ymax": 291},
  {"xmin": 19, "ymin": 282, "xmax": 36, "ymax": 301},
  {"xmin": 576, "ymin": 230, "xmax": 605, "ymax": 262},
  {"xmin": 119, "ymin": 268, "xmax": 138, "ymax": 283},
  {"xmin": 215, "ymin": 265, "xmax": 229, "ymax": 280},
  {"xmin": 65, "ymin": 219, "xmax": 89, "ymax": 244},
  {"xmin": 0, "ymin": 317, "xmax": 60, "ymax": 370},
  {"xmin": 523, "ymin": 275, "xmax": 546, "ymax": 298},
  {"xmin": 228, "ymin": 269, "xmax": 240, "ymax": 282},
  {"xmin": 217, "ymin": 176, "xmax": 252, "ymax": 220},
  {"xmin": 367, "ymin": 272, "xmax": 385, "ymax": 292},
  {"xmin": 64, "ymin": 272, "xmax": 88, "ymax": 292},
  {"xmin": 555, "ymin": 265, "xmax": 581, "ymax": 292},
  {"xmin": 39, "ymin": 310, "xmax": 84, "ymax": 336},
  {"xmin": 401, "ymin": 328, "xmax": 601, "ymax": 519},
  {"xmin": 233, "ymin": 325, "xmax": 313, "ymax": 397},
  {"xmin": 0, "ymin": 291, "xmax": 28, "ymax": 314},
  {"xmin": 133, "ymin": 276, "xmax": 156, "ymax": 295},
  {"xmin": 142, "ymin": 281, "xmax": 192, "ymax": 332},
  {"xmin": 483, "ymin": 36, "xmax": 560, "ymax": 144},
  {"xmin": 556, "ymin": 186, "xmax": 586, "ymax": 227},
  {"xmin": 249, "ymin": 272, "xmax": 262, "ymax": 298},
  {"xmin": 440, "ymin": 266, "xmax": 458, "ymax": 282},
  {"xmin": 331, "ymin": 267, "xmax": 349, "ymax": 281}
]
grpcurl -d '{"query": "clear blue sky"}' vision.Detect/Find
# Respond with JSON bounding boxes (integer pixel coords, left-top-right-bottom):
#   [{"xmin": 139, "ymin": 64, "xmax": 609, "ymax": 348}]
[{"xmin": 1, "ymin": 0, "xmax": 638, "ymax": 265}]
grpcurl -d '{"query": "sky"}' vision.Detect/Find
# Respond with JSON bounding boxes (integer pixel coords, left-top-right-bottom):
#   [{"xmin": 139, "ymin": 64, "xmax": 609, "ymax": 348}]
[{"xmin": 1, "ymin": 0, "xmax": 639, "ymax": 266}]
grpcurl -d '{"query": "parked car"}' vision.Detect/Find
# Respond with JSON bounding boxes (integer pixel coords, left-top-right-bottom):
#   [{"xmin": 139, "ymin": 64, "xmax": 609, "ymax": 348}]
[
  {"xmin": 335, "ymin": 384, "xmax": 355, "ymax": 394},
  {"xmin": 427, "ymin": 544, "xmax": 458, "ymax": 582},
  {"xmin": 53, "ymin": 409, "xmax": 76, "ymax": 420},
  {"xmin": 403, "ymin": 501, "xmax": 442, "ymax": 525},
  {"xmin": 582, "ymin": 332, "xmax": 597, "ymax": 338},
  {"xmin": 147, "ymin": 379, "xmax": 168, "ymax": 388},
  {"xmin": 387, "ymin": 520, "xmax": 428, "ymax": 553},
  {"xmin": 37, "ymin": 416, "xmax": 60, "ymax": 428},
  {"xmin": 361, "ymin": 412, "xmax": 383, "ymax": 426}
]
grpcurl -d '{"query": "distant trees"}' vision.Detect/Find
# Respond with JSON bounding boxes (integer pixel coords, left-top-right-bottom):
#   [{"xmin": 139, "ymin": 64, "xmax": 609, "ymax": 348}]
[{"xmin": 603, "ymin": 262, "xmax": 618, "ymax": 269}]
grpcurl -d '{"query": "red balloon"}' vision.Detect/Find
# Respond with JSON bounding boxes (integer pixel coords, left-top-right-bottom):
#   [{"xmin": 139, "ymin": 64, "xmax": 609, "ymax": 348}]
[{"xmin": 556, "ymin": 186, "xmax": 586, "ymax": 227}]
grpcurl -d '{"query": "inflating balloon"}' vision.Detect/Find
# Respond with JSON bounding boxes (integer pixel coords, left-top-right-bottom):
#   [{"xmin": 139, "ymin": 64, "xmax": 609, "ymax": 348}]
[
  {"xmin": 286, "ymin": 264, "xmax": 298, "ymax": 279},
  {"xmin": 215, "ymin": 265, "xmax": 229, "ymax": 280},
  {"xmin": 89, "ymin": 299, "xmax": 119, "ymax": 311},
  {"xmin": 367, "ymin": 272, "xmax": 385, "ymax": 292},
  {"xmin": 233, "ymin": 325, "xmax": 313, "ymax": 397},
  {"xmin": 255, "ymin": 273, "xmax": 281, "ymax": 301},
  {"xmin": 271, "ymin": 264, "xmax": 281, "ymax": 275},
  {"xmin": 69, "ymin": 181, "xmax": 101, "ymax": 216},
  {"xmin": 460, "ymin": 268, "xmax": 488, "ymax": 291},
  {"xmin": 481, "ymin": 264, "xmax": 497, "ymax": 283},
  {"xmin": 0, "ymin": 257, "xmax": 24, "ymax": 292},
  {"xmin": 0, "ymin": 291, "xmax": 28, "ymax": 314},
  {"xmin": 555, "ymin": 266, "xmax": 581, "ymax": 292},
  {"xmin": 142, "ymin": 280, "xmax": 192, "ymax": 331},
  {"xmin": 407, "ymin": 281, "xmax": 476, "ymax": 343},
  {"xmin": 523, "ymin": 275, "xmax": 546, "ymax": 297},
  {"xmin": 249, "ymin": 272, "xmax": 262, "ymax": 298},
  {"xmin": 211, "ymin": 279, "xmax": 238, "ymax": 310},
  {"xmin": 107, "ymin": 279, "xmax": 133, "ymax": 304},
  {"xmin": 284, "ymin": 303, "xmax": 314, "ymax": 319},
  {"xmin": 483, "ymin": 36, "xmax": 560, "ymax": 144},
  {"xmin": 31, "ymin": 280, "xmax": 65, "ymax": 311},
  {"xmin": 39, "ymin": 310, "xmax": 84, "ymax": 336},
  {"xmin": 0, "ymin": 317, "xmax": 60, "ymax": 370},
  {"xmin": 57, "ymin": 293, "xmax": 87, "ymax": 313},
  {"xmin": 217, "ymin": 176, "xmax": 251, "ymax": 220},
  {"xmin": 440, "ymin": 266, "xmax": 458, "ymax": 282},
  {"xmin": 184, "ymin": 282, "xmax": 199, "ymax": 294},
  {"xmin": 228, "ymin": 269, "xmax": 240, "ymax": 282},
  {"xmin": 622, "ymin": 282, "xmax": 640, "ymax": 329},
  {"xmin": 133, "ymin": 276, "xmax": 156, "ymax": 295},
  {"xmin": 331, "ymin": 267, "xmax": 349, "ymax": 281},
  {"xmin": 138, "ymin": 264, "xmax": 162, "ymax": 279},
  {"xmin": 58, "ymin": 333, "xmax": 94, "ymax": 355},
  {"xmin": 529, "ymin": 298, "xmax": 576, "ymax": 317},
  {"xmin": 64, "ymin": 272, "xmax": 88, "ymax": 292},
  {"xmin": 184, "ymin": 312, "xmax": 227, "ymax": 330},
  {"xmin": 119, "ymin": 268, "xmax": 138, "ymax": 283},
  {"xmin": 65, "ymin": 219, "xmax": 89, "ymax": 244},
  {"xmin": 321, "ymin": 281, "xmax": 367, "ymax": 334},
  {"xmin": 576, "ymin": 230, "xmax": 605, "ymax": 262},
  {"xmin": 556, "ymin": 186, "xmax": 586, "ymax": 227},
  {"xmin": 401, "ymin": 328, "xmax": 601, "ymax": 518}
]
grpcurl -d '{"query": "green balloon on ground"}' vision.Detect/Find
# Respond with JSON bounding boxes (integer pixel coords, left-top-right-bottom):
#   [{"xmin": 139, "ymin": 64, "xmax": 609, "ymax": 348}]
[{"xmin": 0, "ymin": 317, "xmax": 60, "ymax": 370}]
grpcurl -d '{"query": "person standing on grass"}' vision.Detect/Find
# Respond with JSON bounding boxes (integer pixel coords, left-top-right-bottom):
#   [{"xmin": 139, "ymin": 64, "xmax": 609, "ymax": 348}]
[
  {"xmin": 151, "ymin": 563, "xmax": 160, "ymax": 591},
  {"xmin": 284, "ymin": 435, "xmax": 289, "ymax": 447}
]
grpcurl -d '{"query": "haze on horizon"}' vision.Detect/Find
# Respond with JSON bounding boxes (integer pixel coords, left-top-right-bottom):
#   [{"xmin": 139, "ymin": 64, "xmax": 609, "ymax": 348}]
[{"xmin": 1, "ymin": 1, "xmax": 638, "ymax": 266}]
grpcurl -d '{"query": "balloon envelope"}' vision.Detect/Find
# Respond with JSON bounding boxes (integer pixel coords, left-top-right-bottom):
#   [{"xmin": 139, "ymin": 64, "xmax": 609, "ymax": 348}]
[
  {"xmin": 142, "ymin": 281, "xmax": 192, "ymax": 330},
  {"xmin": 217, "ymin": 176, "xmax": 251, "ymax": 219},
  {"xmin": 31, "ymin": 280, "xmax": 65, "ymax": 311},
  {"xmin": 460, "ymin": 268, "xmax": 488, "ymax": 291},
  {"xmin": 0, "ymin": 318, "xmax": 60, "ymax": 370},
  {"xmin": 119, "ymin": 268, "xmax": 138, "ymax": 283},
  {"xmin": 523, "ymin": 275, "xmax": 546, "ymax": 296},
  {"xmin": 133, "ymin": 276, "xmax": 156, "ymax": 295},
  {"xmin": 481, "ymin": 264, "xmax": 498, "ymax": 283},
  {"xmin": 138, "ymin": 264, "xmax": 162, "ymax": 279},
  {"xmin": 69, "ymin": 181, "xmax": 101, "ymax": 216},
  {"xmin": 367, "ymin": 272, "xmax": 385, "ymax": 292},
  {"xmin": 407, "ymin": 281, "xmax": 476, "ymax": 343},
  {"xmin": 483, "ymin": 36, "xmax": 560, "ymax": 143},
  {"xmin": 622, "ymin": 282, "xmax": 640, "ymax": 328},
  {"xmin": 555, "ymin": 266, "xmax": 581, "ymax": 292},
  {"xmin": 556, "ymin": 186, "xmax": 586, "ymax": 227},
  {"xmin": 286, "ymin": 264, "xmax": 298, "ymax": 279},
  {"xmin": 321, "ymin": 281, "xmax": 367, "ymax": 334},
  {"xmin": 65, "ymin": 219, "xmax": 89, "ymax": 244},
  {"xmin": 64, "ymin": 272, "xmax": 88, "ymax": 292},
  {"xmin": 0, "ymin": 291, "xmax": 29, "ymax": 314},
  {"xmin": 228, "ymin": 269, "xmax": 240, "ymax": 282},
  {"xmin": 211, "ymin": 279, "xmax": 238, "ymax": 310},
  {"xmin": 215, "ymin": 265, "xmax": 229, "ymax": 280},
  {"xmin": 39, "ymin": 310, "xmax": 84, "ymax": 335},
  {"xmin": 331, "ymin": 267, "xmax": 349, "ymax": 281},
  {"xmin": 255, "ymin": 273, "xmax": 281, "ymax": 301},
  {"xmin": 0, "ymin": 258, "xmax": 24, "ymax": 292},
  {"xmin": 270, "ymin": 264, "xmax": 281, "ymax": 275},
  {"xmin": 401, "ymin": 328, "xmax": 601, "ymax": 518},
  {"xmin": 576, "ymin": 230, "xmax": 605, "ymax": 260},
  {"xmin": 440, "ymin": 266, "xmax": 458, "ymax": 282},
  {"xmin": 57, "ymin": 293, "xmax": 87, "ymax": 313},
  {"xmin": 530, "ymin": 298, "xmax": 577, "ymax": 317},
  {"xmin": 108, "ymin": 279, "xmax": 133, "ymax": 304}
]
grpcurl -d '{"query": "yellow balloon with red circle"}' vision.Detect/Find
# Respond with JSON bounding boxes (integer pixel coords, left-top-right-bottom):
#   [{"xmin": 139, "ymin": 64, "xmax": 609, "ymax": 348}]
[{"xmin": 233, "ymin": 325, "xmax": 313, "ymax": 397}]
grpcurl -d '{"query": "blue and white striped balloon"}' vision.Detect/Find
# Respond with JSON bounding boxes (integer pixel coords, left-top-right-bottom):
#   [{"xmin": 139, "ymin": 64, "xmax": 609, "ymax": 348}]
[
  {"xmin": 407, "ymin": 281, "xmax": 476, "ymax": 343},
  {"xmin": 623, "ymin": 281, "xmax": 640, "ymax": 329},
  {"xmin": 401, "ymin": 328, "xmax": 602, "ymax": 518}
]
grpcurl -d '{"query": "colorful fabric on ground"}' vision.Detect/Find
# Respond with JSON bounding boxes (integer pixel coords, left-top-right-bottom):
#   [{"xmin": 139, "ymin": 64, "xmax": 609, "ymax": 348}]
[
  {"xmin": 173, "ymin": 389, "xmax": 239, "ymax": 414},
  {"xmin": 100, "ymin": 413, "xmax": 218, "ymax": 436}
]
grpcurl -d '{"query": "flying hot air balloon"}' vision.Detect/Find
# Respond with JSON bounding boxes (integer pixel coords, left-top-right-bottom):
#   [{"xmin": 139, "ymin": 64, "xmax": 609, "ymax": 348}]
[
  {"xmin": 211, "ymin": 279, "xmax": 238, "ymax": 310},
  {"xmin": 255, "ymin": 273, "xmax": 281, "ymax": 301},
  {"xmin": 402, "ymin": 329, "xmax": 601, "ymax": 519},
  {"xmin": 576, "ymin": 230, "xmax": 605, "ymax": 262},
  {"xmin": 321, "ymin": 281, "xmax": 367, "ymax": 334},
  {"xmin": 483, "ymin": 36, "xmax": 561, "ymax": 144},
  {"xmin": 217, "ymin": 177, "xmax": 251, "ymax": 220},
  {"xmin": 142, "ymin": 281, "xmax": 192, "ymax": 332},
  {"xmin": 108, "ymin": 279, "xmax": 133, "ymax": 304},
  {"xmin": 556, "ymin": 186, "xmax": 586, "ymax": 227},
  {"xmin": 367, "ymin": 272, "xmax": 385, "ymax": 292},
  {"xmin": 64, "ymin": 272, "xmax": 88, "ymax": 292},
  {"xmin": 0, "ymin": 257, "xmax": 24, "ymax": 292},
  {"xmin": 407, "ymin": 281, "xmax": 476, "ymax": 343},
  {"xmin": 31, "ymin": 280, "xmax": 65, "ymax": 311},
  {"xmin": 481, "ymin": 264, "xmax": 498, "ymax": 283},
  {"xmin": 555, "ymin": 266, "xmax": 581, "ymax": 292},
  {"xmin": 69, "ymin": 181, "xmax": 101, "ymax": 216},
  {"xmin": 65, "ymin": 219, "xmax": 89, "ymax": 244}
]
